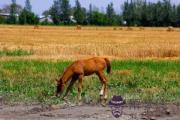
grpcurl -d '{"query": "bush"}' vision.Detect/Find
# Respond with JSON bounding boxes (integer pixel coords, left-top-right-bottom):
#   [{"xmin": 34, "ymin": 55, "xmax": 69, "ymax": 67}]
[
  {"xmin": 0, "ymin": 16, "xmax": 6, "ymax": 24},
  {"xmin": 0, "ymin": 49, "xmax": 33, "ymax": 57},
  {"xmin": 19, "ymin": 9, "xmax": 39, "ymax": 25}
]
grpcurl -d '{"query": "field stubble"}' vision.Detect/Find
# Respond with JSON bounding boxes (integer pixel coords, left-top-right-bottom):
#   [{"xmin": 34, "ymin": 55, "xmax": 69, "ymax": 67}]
[{"xmin": 0, "ymin": 25, "xmax": 180, "ymax": 60}]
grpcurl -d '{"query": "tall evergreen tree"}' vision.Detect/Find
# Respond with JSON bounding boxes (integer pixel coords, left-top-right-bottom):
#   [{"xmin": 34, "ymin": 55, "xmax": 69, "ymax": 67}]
[
  {"xmin": 19, "ymin": 9, "xmax": 39, "ymax": 25},
  {"xmin": 19, "ymin": 0, "xmax": 39, "ymax": 25},
  {"xmin": 49, "ymin": 0, "xmax": 61, "ymax": 24},
  {"xmin": 7, "ymin": 0, "xmax": 17, "ymax": 24},
  {"xmin": 25, "ymin": 0, "xmax": 32, "ymax": 12},
  {"xmin": 12, "ymin": 0, "xmax": 16, "ymax": 4},
  {"xmin": 122, "ymin": 0, "xmax": 132, "ymax": 26},
  {"xmin": 60, "ymin": 0, "xmax": 71, "ymax": 24},
  {"xmin": 140, "ymin": 0, "xmax": 148, "ymax": 26},
  {"xmin": 122, "ymin": 0, "xmax": 179, "ymax": 27},
  {"xmin": 50, "ymin": 0, "xmax": 71, "ymax": 24},
  {"xmin": 87, "ymin": 4, "xmax": 93, "ymax": 24},
  {"xmin": 106, "ymin": 2, "xmax": 116, "ymax": 25},
  {"xmin": 177, "ymin": 4, "xmax": 180, "ymax": 27},
  {"xmin": 74, "ymin": 0, "xmax": 86, "ymax": 24}
]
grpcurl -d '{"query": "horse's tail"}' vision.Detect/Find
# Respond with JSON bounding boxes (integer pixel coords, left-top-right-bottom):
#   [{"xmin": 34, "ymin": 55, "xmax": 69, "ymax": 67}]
[{"xmin": 104, "ymin": 58, "xmax": 111, "ymax": 74}]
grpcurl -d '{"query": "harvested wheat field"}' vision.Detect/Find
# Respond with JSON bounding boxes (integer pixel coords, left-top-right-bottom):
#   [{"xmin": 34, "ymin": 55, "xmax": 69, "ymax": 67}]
[{"xmin": 0, "ymin": 25, "xmax": 180, "ymax": 60}]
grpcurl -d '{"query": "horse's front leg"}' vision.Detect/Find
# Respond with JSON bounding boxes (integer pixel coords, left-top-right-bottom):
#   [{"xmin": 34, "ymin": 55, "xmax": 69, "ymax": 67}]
[
  {"xmin": 62, "ymin": 78, "xmax": 76, "ymax": 99},
  {"xmin": 77, "ymin": 74, "xmax": 83, "ymax": 105},
  {"xmin": 61, "ymin": 75, "xmax": 78, "ymax": 105}
]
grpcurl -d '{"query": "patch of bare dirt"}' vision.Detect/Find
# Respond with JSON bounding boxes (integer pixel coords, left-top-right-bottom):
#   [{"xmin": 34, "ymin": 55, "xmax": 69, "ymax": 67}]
[{"xmin": 0, "ymin": 103, "xmax": 179, "ymax": 120}]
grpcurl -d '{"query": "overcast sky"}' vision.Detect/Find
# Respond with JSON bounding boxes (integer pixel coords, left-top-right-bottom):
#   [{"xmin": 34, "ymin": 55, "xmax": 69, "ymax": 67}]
[{"xmin": 0, "ymin": 0, "xmax": 179, "ymax": 15}]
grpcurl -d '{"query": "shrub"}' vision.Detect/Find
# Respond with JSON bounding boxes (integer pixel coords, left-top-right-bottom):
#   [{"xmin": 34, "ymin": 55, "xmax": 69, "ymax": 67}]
[{"xmin": 0, "ymin": 49, "xmax": 33, "ymax": 57}]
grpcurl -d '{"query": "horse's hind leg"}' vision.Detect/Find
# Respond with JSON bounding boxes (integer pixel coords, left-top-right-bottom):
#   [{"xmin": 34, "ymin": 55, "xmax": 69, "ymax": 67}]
[
  {"xmin": 97, "ymin": 71, "xmax": 108, "ymax": 105},
  {"xmin": 100, "ymin": 84, "xmax": 105, "ymax": 100}
]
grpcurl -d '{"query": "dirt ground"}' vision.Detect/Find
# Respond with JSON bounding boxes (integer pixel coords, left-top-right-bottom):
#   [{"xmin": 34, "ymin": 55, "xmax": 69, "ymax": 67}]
[{"xmin": 0, "ymin": 102, "xmax": 179, "ymax": 120}]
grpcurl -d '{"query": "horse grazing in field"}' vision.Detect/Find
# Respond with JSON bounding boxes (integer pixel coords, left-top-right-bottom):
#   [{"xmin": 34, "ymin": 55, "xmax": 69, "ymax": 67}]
[{"xmin": 55, "ymin": 57, "xmax": 111, "ymax": 104}]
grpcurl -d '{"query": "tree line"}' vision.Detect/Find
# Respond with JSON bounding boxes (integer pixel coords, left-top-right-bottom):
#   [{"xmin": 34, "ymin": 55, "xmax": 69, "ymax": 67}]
[
  {"xmin": 0, "ymin": 0, "xmax": 180, "ymax": 27},
  {"xmin": 0, "ymin": 0, "xmax": 39, "ymax": 25},
  {"xmin": 123, "ymin": 0, "xmax": 180, "ymax": 27}
]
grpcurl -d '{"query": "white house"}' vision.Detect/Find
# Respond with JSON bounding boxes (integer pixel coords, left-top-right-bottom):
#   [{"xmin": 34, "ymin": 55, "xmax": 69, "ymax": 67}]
[
  {"xmin": 39, "ymin": 15, "xmax": 76, "ymax": 24},
  {"xmin": 0, "ymin": 13, "xmax": 19, "ymax": 18},
  {"xmin": 39, "ymin": 15, "xmax": 53, "ymax": 23}
]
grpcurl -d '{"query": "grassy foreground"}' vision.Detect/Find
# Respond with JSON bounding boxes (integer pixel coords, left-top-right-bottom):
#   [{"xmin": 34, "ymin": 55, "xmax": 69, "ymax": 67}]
[{"xmin": 0, "ymin": 60, "xmax": 179, "ymax": 105}]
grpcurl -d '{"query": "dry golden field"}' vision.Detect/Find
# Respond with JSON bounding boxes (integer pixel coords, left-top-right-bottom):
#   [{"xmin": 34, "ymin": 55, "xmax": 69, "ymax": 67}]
[{"xmin": 0, "ymin": 25, "xmax": 180, "ymax": 60}]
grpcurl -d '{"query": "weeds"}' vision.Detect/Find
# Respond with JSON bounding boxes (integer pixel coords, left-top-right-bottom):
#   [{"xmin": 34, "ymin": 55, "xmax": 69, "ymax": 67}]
[
  {"xmin": 0, "ymin": 49, "xmax": 33, "ymax": 57},
  {"xmin": 0, "ymin": 60, "xmax": 179, "ymax": 105}
]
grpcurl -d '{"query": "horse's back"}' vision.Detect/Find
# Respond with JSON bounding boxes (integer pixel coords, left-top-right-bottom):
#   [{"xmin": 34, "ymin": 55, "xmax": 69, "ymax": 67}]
[
  {"xmin": 82, "ymin": 57, "xmax": 107, "ymax": 75},
  {"xmin": 70, "ymin": 57, "xmax": 108, "ymax": 75}
]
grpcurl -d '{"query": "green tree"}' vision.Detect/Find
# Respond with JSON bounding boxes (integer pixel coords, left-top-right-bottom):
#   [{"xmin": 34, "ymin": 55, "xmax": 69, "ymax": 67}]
[
  {"xmin": 140, "ymin": 0, "xmax": 148, "ymax": 26},
  {"xmin": 49, "ymin": 0, "xmax": 71, "ymax": 25},
  {"xmin": 25, "ymin": 0, "xmax": 32, "ymax": 12},
  {"xmin": 87, "ymin": 4, "xmax": 93, "ymax": 25},
  {"xmin": 0, "ymin": 4, "xmax": 22, "ymax": 15},
  {"xmin": 19, "ymin": 9, "xmax": 39, "ymax": 25},
  {"xmin": 74, "ymin": 0, "xmax": 86, "ymax": 24},
  {"xmin": 169, "ymin": 5, "xmax": 177, "ymax": 26},
  {"xmin": 7, "ymin": 0, "xmax": 17, "ymax": 24},
  {"xmin": 122, "ymin": 0, "xmax": 177, "ymax": 27},
  {"xmin": 106, "ymin": 2, "xmax": 116, "ymax": 25},
  {"xmin": 0, "ymin": 16, "xmax": 6, "ymax": 24},
  {"xmin": 115, "ymin": 15, "xmax": 123, "ymax": 26},
  {"xmin": 177, "ymin": 4, "xmax": 180, "ymax": 27},
  {"xmin": 162, "ymin": 0, "xmax": 171, "ymax": 26},
  {"xmin": 19, "ymin": 0, "xmax": 38, "ymax": 25},
  {"xmin": 60, "ymin": 0, "xmax": 71, "ymax": 24},
  {"xmin": 49, "ymin": 0, "xmax": 61, "ymax": 25},
  {"xmin": 122, "ymin": 0, "xmax": 134, "ymax": 26},
  {"xmin": 91, "ymin": 11, "xmax": 106, "ymax": 25}
]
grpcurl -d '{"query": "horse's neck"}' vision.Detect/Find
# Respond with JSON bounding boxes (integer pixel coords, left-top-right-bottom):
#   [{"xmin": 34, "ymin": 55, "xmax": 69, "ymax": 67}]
[{"xmin": 62, "ymin": 69, "xmax": 73, "ymax": 84}]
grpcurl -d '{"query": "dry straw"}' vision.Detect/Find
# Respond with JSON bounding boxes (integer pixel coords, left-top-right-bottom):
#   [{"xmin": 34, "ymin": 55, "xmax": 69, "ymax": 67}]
[{"xmin": 0, "ymin": 25, "xmax": 179, "ymax": 60}]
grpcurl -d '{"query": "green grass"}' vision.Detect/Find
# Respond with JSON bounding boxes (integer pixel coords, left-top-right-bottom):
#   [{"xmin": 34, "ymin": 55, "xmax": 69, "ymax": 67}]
[
  {"xmin": 0, "ymin": 60, "xmax": 179, "ymax": 105},
  {"xmin": 0, "ymin": 49, "xmax": 33, "ymax": 57}
]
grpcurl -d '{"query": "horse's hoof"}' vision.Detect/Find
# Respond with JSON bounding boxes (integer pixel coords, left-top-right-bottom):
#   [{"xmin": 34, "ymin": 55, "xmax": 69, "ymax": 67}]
[
  {"xmin": 98, "ymin": 96, "xmax": 103, "ymax": 103},
  {"xmin": 100, "ymin": 100, "xmax": 107, "ymax": 107},
  {"xmin": 101, "ymin": 102, "xmax": 107, "ymax": 107},
  {"xmin": 100, "ymin": 95, "xmax": 104, "ymax": 100},
  {"xmin": 77, "ymin": 102, "xmax": 83, "ymax": 106}
]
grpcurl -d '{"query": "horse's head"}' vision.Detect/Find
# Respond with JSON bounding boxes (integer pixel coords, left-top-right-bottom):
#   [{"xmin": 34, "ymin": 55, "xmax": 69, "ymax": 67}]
[{"xmin": 55, "ymin": 78, "xmax": 65, "ymax": 97}]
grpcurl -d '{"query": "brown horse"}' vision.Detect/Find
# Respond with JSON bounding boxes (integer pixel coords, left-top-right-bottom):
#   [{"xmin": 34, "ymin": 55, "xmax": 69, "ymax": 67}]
[{"xmin": 55, "ymin": 57, "xmax": 111, "ymax": 104}]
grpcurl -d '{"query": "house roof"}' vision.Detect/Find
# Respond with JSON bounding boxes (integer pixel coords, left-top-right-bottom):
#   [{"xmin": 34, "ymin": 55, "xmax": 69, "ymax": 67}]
[{"xmin": 0, "ymin": 13, "xmax": 19, "ymax": 17}]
